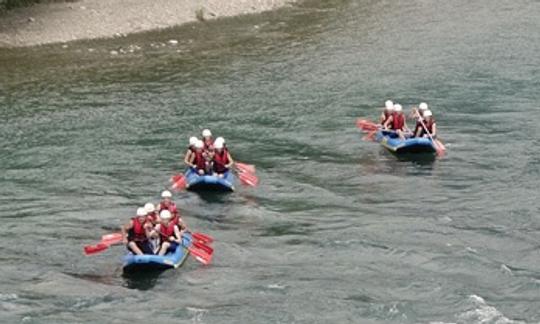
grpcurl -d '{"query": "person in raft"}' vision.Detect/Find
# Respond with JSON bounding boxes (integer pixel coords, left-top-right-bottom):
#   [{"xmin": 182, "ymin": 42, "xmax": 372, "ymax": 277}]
[
  {"xmin": 157, "ymin": 190, "xmax": 185, "ymax": 226},
  {"xmin": 383, "ymin": 104, "xmax": 410, "ymax": 140},
  {"xmin": 203, "ymin": 144, "xmax": 216, "ymax": 175},
  {"xmin": 411, "ymin": 102, "xmax": 429, "ymax": 137},
  {"xmin": 143, "ymin": 202, "xmax": 161, "ymax": 253},
  {"xmin": 379, "ymin": 100, "xmax": 394, "ymax": 125},
  {"xmin": 144, "ymin": 202, "xmax": 159, "ymax": 224},
  {"xmin": 201, "ymin": 129, "xmax": 214, "ymax": 149},
  {"xmin": 414, "ymin": 110, "xmax": 437, "ymax": 139},
  {"xmin": 151, "ymin": 210, "xmax": 186, "ymax": 256},
  {"xmin": 213, "ymin": 137, "xmax": 234, "ymax": 177},
  {"xmin": 157, "ymin": 190, "xmax": 178, "ymax": 215},
  {"xmin": 189, "ymin": 140, "xmax": 207, "ymax": 175},
  {"xmin": 121, "ymin": 207, "xmax": 154, "ymax": 255},
  {"xmin": 183, "ymin": 136, "xmax": 198, "ymax": 167}
]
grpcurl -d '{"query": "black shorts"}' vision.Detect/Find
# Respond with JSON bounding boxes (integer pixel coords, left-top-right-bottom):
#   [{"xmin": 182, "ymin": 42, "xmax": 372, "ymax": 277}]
[
  {"xmin": 161, "ymin": 241, "xmax": 179, "ymax": 254},
  {"xmin": 127, "ymin": 240, "xmax": 153, "ymax": 254}
]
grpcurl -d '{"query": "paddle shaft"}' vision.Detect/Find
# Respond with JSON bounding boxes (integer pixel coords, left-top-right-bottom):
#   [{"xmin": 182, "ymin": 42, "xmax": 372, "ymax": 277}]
[
  {"xmin": 150, "ymin": 231, "xmax": 212, "ymax": 265},
  {"xmin": 412, "ymin": 108, "xmax": 443, "ymax": 153}
]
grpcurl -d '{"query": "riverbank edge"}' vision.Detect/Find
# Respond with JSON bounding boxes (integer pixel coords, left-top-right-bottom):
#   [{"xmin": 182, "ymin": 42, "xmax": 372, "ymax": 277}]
[{"xmin": 0, "ymin": 0, "xmax": 297, "ymax": 48}]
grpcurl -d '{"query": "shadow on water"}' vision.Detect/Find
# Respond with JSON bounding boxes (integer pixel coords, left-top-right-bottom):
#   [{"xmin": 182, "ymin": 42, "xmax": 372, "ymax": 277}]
[
  {"xmin": 391, "ymin": 152, "xmax": 437, "ymax": 166},
  {"xmin": 63, "ymin": 271, "xmax": 119, "ymax": 286},
  {"xmin": 122, "ymin": 267, "xmax": 167, "ymax": 290},
  {"xmin": 192, "ymin": 190, "xmax": 234, "ymax": 203},
  {"xmin": 257, "ymin": 222, "xmax": 314, "ymax": 237}
]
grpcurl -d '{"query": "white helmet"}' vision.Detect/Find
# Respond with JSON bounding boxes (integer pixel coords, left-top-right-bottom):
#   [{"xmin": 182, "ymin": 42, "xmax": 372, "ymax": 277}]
[
  {"xmin": 161, "ymin": 190, "xmax": 172, "ymax": 198},
  {"xmin": 215, "ymin": 141, "xmax": 224, "ymax": 149},
  {"xmin": 195, "ymin": 140, "xmax": 204, "ymax": 149},
  {"xmin": 189, "ymin": 136, "xmax": 198, "ymax": 146},
  {"xmin": 385, "ymin": 100, "xmax": 394, "ymax": 110},
  {"xmin": 144, "ymin": 202, "xmax": 155, "ymax": 214},
  {"xmin": 202, "ymin": 129, "xmax": 212, "ymax": 138},
  {"xmin": 419, "ymin": 102, "xmax": 429, "ymax": 110},
  {"xmin": 424, "ymin": 110, "xmax": 433, "ymax": 117},
  {"xmin": 160, "ymin": 210, "xmax": 172, "ymax": 220},
  {"xmin": 214, "ymin": 136, "xmax": 225, "ymax": 144},
  {"xmin": 393, "ymin": 104, "xmax": 402, "ymax": 112},
  {"xmin": 136, "ymin": 207, "xmax": 147, "ymax": 217}
]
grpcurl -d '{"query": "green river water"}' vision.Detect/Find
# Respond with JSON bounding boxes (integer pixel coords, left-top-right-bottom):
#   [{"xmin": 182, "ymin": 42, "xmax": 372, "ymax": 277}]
[{"xmin": 1, "ymin": 0, "xmax": 539, "ymax": 323}]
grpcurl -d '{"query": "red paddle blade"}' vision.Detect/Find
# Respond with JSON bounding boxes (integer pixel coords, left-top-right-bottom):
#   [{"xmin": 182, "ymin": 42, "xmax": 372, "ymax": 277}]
[
  {"xmin": 192, "ymin": 241, "xmax": 214, "ymax": 255},
  {"xmin": 356, "ymin": 119, "xmax": 379, "ymax": 132},
  {"xmin": 101, "ymin": 233, "xmax": 122, "ymax": 242},
  {"xmin": 362, "ymin": 130, "xmax": 377, "ymax": 142},
  {"xmin": 84, "ymin": 243, "xmax": 109, "ymax": 255},
  {"xmin": 239, "ymin": 172, "xmax": 259, "ymax": 187},
  {"xmin": 236, "ymin": 162, "xmax": 255, "ymax": 174},
  {"xmin": 172, "ymin": 175, "xmax": 186, "ymax": 190},
  {"xmin": 188, "ymin": 247, "xmax": 212, "ymax": 265},
  {"xmin": 192, "ymin": 232, "xmax": 214, "ymax": 244},
  {"xmin": 435, "ymin": 143, "xmax": 445, "ymax": 157},
  {"xmin": 102, "ymin": 237, "xmax": 123, "ymax": 246},
  {"xmin": 436, "ymin": 139, "xmax": 446, "ymax": 151},
  {"xmin": 170, "ymin": 174, "xmax": 183, "ymax": 183}
]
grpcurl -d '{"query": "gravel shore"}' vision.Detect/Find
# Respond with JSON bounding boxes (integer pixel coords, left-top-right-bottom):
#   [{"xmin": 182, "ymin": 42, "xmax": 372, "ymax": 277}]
[{"xmin": 0, "ymin": 0, "xmax": 295, "ymax": 47}]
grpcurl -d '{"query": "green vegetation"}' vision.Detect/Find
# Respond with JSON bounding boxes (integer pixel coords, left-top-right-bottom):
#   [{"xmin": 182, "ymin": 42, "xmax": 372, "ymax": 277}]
[{"xmin": 1, "ymin": 0, "xmax": 72, "ymax": 10}]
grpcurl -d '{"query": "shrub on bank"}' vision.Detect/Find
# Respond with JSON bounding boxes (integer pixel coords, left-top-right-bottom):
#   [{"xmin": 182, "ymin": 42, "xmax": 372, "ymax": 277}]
[{"xmin": 1, "ymin": 0, "xmax": 74, "ymax": 10}]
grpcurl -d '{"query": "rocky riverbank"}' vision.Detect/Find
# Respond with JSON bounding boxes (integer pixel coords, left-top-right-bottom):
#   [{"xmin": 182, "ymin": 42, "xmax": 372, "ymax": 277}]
[{"xmin": 0, "ymin": 0, "xmax": 296, "ymax": 47}]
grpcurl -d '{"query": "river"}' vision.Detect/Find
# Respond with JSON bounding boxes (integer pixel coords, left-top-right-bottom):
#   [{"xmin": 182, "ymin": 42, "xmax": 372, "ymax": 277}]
[{"xmin": 1, "ymin": 0, "xmax": 539, "ymax": 323}]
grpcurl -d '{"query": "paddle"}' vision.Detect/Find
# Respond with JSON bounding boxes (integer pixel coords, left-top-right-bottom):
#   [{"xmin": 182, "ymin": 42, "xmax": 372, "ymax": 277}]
[
  {"xmin": 170, "ymin": 174, "xmax": 186, "ymax": 190},
  {"xmin": 191, "ymin": 232, "xmax": 214, "ymax": 244},
  {"xmin": 356, "ymin": 118, "xmax": 383, "ymax": 141},
  {"xmin": 192, "ymin": 240, "xmax": 214, "ymax": 255},
  {"xmin": 84, "ymin": 233, "xmax": 124, "ymax": 255},
  {"xmin": 233, "ymin": 162, "xmax": 259, "ymax": 187},
  {"xmin": 183, "ymin": 231, "xmax": 214, "ymax": 265},
  {"xmin": 356, "ymin": 119, "xmax": 380, "ymax": 132},
  {"xmin": 101, "ymin": 232, "xmax": 123, "ymax": 242},
  {"xmin": 84, "ymin": 243, "xmax": 109, "ymax": 255},
  {"xmin": 157, "ymin": 230, "xmax": 213, "ymax": 265},
  {"xmin": 412, "ymin": 108, "xmax": 446, "ymax": 156},
  {"xmin": 238, "ymin": 171, "xmax": 259, "ymax": 187},
  {"xmin": 186, "ymin": 244, "xmax": 213, "ymax": 265},
  {"xmin": 362, "ymin": 130, "xmax": 378, "ymax": 141},
  {"xmin": 94, "ymin": 230, "xmax": 214, "ymax": 245},
  {"xmin": 235, "ymin": 162, "xmax": 256, "ymax": 174}
]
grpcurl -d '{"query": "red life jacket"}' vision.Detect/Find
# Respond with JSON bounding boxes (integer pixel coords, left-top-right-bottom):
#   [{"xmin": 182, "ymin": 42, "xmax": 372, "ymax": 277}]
[
  {"xmin": 413, "ymin": 120, "xmax": 423, "ymax": 136},
  {"xmin": 419, "ymin": 118, "xmax": 436, "ymax": 136},
  {"xmin": 131, "ymin": 217, "xmax": 148, "ymax": 241},
  {"xmin": 158, "ymin": 202, "xmax": 178, "ymax": 215},
  {"xmin": 193, "ymin": 151, "xmax": 206, "ymax": 170},
  {"xmin": 213, "ymin": 149, "xmax": 230, "ymax": 173},
  {"xmin": 381, "ymin": 111, "xmax": 392, "ymax": 125},
  {"xmin": 159, "ymin": 222, "xmax": 177, "ymax": 241},
  {"xmin": 146, "ymin": 211, "xmax": 158, "ymax": 224},
  {"xmin": 203, "ymin": 138, "xmax": 214, "ymax": 149},
  {"xmin": 171, "ymin": 214, "xmax": 182, "ymax": 226},
  {"xmin": 391, "ymin": 113, "xmax": 405, "ymax": 130}
]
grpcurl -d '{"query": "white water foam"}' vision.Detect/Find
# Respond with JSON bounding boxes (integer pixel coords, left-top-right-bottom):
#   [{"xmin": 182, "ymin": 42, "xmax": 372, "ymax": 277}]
[
  {"xmin": 457, "ymin": 295, "xmax": 526, "ymax": 324},
  {"xmin": 0, "ymin": 293, "xmax": 18, "ymax": 301},
  {"xmin": 186, "ymin": 307, "xmax": 208, "ymax": 323},
  {"xmin": 267, "ymin": 283, "xmax": 287, "ymax": 290}
]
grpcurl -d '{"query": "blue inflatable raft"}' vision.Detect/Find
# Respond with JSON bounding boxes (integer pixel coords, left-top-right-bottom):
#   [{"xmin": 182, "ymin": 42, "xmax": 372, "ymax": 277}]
[
  {"xmin": 184, "ymin": 168, "xmax": 235, "ymax": 192},
  {"xmin": 123, "ymin": 233, "xmax": 192, "ymax": 272},
  {"xmin": 375, "ymin": 130, "xmax": 436, "ymax": 154}
]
